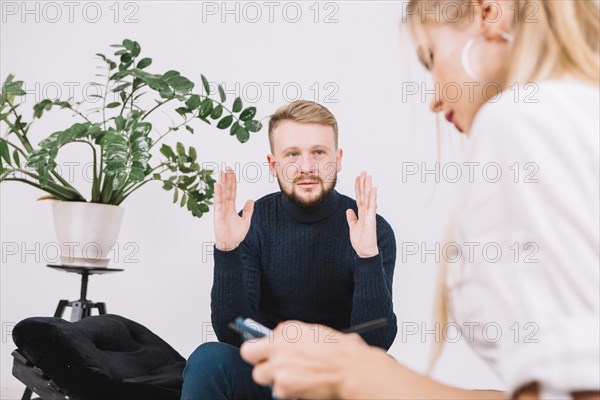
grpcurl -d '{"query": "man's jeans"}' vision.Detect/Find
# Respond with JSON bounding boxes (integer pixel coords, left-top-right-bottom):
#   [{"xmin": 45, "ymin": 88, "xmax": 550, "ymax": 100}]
[{"xmin": 181, "ymin": 342, "xmax": 272, "ymax": 400}]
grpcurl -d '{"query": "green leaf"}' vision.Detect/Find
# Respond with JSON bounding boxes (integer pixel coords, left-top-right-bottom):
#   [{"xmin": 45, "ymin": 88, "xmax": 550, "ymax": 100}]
[
  {"xmin": 129, "ymin": 125, "xmax": 152, "ymax": 182},
  {"xmin": 115, "ymin": 116, "xmax": 126, "ymax": 131},
  {"xmin": 162, "ymin": 181, "xmax": 173, "ymax": 190},
  {"xmin": 186, "ymin": 94, "xmax": 201, "ymax": 110},
  {"xmin": 180, "ymin": 192, "xmax": 187, "ymax": 207},
  {"xmin": 131, "ymin": 41, "xmax": 141, "ymax": 57},
  {"xmin": 110, "ymin": 70, "xmax": 129, "ymax": 81},
  {"xmin": 12, "ymin": 149, "xmax": 20, "ymax": 167},
  {"xmin": 162, "ymin": 70, "xmax": 179, "ymax": 80},
  {"xmin": 158, "ymin": 86, "xmax": 175, "ymax": 99},
  {"xmin": 189, "ymin": 147, "xmax": 197, "ymax": 162},
  {"xmin": 100, "ymin": 130, "xmax": 129, "ymax": 189},
  {"xmin": 27, "ymin": 148, "xmax": 55, "ymax": 187},
  {"xmin": 201, "ymin": 74, "xmax": 210, "ymax": 94},
  {"xmin": 122, "ymin": 39, "xmax": 134, "ymax": 51},
  {"xmin": 239, "ymin": 107, "xmax": 257, "ymax": 121},
  {"xmin": 1, "ymin": 75, "xmax": 26, "ymax": 102},
  {"xmin": 230, "ymin": 121, "xmax": 241, "ymax": 136},
  {"xmin": 217, "ymin": 115, "xmax": 233, "ymax": 129},
  {"xmin": 175, "ymin": 107, "xmax": 188, "ymax": 117},
  {"xmin": 31, "ymin": 99, "xmax": 72, "ymax": 119},
  {"xmin": 160, "ymin": 144, "xmax": 176, "ymax": 161},
  {"xmin": 55, "ymin": 101, "xmax": 71, "ymax": 108},
  {"xmin": 0, "ymin": 139, "xmax": 10, "ymax": 165},
  {"xmin": 176, "ymin": 142, "xmax": 186, "ymax": 156},
  {"xmin": 235, "ymin": 126, "xmax": 249, "ymax": 143},
  {"xmin": 106, "ymin": 102, "xmax": 121, "ymax": 109},
  {"xmin": 173, "ymin": 188, "xmax": 179, "ymax": 203},
  {"xmin": 231, "ymin": 122, "xmax": 249, "ymax": 142},
  {"xmin": 218, "ymin": 85, "xmax": 226, "ymax": 102},
  {"xmin": 33, "ymin": 99, "xmax": 53, "ymax": 119},
  {"xmin": 112, "ymin": 82, "xmax": 131, "ymax": 92},
  {"xmin": 210, "ymin": 104, "xmax": 223, "ymax": 119},
  {"xmin": 162, "ymin": 71, "xmax": 194, "ymax": 94},
  {"xmin": 130, "ymin": 68, "xmax": 161, "ymax": 83},
  {"xmin": 137, "ymin": 57, "xmax": 152, "ymax": 69},
  {"xmin": 171, "ymin": 77, "xmax": 195, "ymax": 94},
  {"xmin": 232, "ymin": 97, "xmax": 243, "ymax": 113},
  {"xmin": 185, "ymin": 125, "xmax": 194, "ymax": 134},
  {"xmin": 245, "ymin": 120, "xmax": 263, "ymax": 132},
  {"xmin": 119, "ymin": 53, "xmax": 134, "ymax": 69},
  {"xmin": 132, "ymin": 77, "xmax": 143, "ymax": 90},
  {"xmin": 199, "ymin": 98, "xmax": 213, "ymax": 119},
  {"xmin": 129, "ymin": 118, "xmax": 146, "ymax": 133},
  {"xmin": 153, "ymin": 173, "xmax": 161, "ymax": 180},
  {"xmin": 178, "ymin": 163, "xmax": 191, "ymax": 172}
]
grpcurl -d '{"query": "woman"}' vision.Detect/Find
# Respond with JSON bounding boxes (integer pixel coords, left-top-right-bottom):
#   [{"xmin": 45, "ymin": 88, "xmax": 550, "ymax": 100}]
[{"xmin": 240, "ymin": 1, "xmax": 600, "ymax": 399}]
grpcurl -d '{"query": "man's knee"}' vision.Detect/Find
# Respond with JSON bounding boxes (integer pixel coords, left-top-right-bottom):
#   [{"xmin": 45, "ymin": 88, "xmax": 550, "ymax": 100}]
[{"xmin": 184, "ymin": 342, "xmax": 241, "ymax": 376}]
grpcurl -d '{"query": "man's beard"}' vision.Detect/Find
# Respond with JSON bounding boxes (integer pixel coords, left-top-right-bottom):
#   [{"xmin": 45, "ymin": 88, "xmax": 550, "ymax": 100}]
[{"xmin": 278, "ymin": 173, "xmax": 337, "ymax": 210}]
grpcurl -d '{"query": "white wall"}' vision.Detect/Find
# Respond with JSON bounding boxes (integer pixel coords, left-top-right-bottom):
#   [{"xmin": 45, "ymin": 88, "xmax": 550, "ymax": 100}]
[{"xmin": 1, "ymin": 1, "xmax": 503, "ymax": 397}]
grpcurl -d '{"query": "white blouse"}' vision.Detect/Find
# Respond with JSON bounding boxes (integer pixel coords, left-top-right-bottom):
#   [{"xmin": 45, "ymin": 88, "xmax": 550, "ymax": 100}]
[{"xmin": 449, "ymin": 79, "xmax": 600, "ymax": 399}]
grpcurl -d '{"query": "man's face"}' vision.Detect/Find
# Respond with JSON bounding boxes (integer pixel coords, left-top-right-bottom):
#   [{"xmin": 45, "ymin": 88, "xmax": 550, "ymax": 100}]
[{"xmin": 267, "ymin": 120, "xmax": 343, "ymax": 209}]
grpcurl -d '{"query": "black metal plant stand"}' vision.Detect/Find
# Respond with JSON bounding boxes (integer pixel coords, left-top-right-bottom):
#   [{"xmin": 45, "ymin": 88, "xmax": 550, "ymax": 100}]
[{"xmin": 47, "ymin": 264, "xmax": 123, "ymax": 322}]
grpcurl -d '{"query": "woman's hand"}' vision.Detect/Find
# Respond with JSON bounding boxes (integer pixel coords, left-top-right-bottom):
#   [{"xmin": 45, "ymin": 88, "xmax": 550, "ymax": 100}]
[
  {"xmin": 240, "ymin": 321, "xmax": 373, "ymax": 399},
  {"xmin": 241, "ymin": 321, "xmax": 509, "ymax": 400}
]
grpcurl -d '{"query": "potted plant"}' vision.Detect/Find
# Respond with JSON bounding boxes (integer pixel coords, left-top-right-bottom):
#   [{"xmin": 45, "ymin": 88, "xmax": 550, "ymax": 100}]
[{"xmin": 0, "ymin": 39, "xmax": 263, "ymax": 267}]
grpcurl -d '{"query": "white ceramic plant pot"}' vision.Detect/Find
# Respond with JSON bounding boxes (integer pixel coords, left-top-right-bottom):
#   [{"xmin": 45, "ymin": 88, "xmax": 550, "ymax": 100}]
[{"xmin": 52, "ymin": 201, "xmax": 125, "ymax": 267}]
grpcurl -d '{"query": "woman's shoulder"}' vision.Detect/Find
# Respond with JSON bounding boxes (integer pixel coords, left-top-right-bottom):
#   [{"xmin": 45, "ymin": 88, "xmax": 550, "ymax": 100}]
[
  {"xmin": 478, "ymin": 79, "xmax": 598, "ymax": 113},
  {"xmin": 469, "ymin": 79, "xmax": 599, "ymax": 154}
]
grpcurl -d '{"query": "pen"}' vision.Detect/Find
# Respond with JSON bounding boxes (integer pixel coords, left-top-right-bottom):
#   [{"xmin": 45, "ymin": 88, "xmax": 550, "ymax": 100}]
[
  {"xmin": 229, "ymin": 317, "xmax": 389, "ymax": 339},
  {"xmin": 341, "ymin": 317, "xmax": 388, "ymax": 335}
]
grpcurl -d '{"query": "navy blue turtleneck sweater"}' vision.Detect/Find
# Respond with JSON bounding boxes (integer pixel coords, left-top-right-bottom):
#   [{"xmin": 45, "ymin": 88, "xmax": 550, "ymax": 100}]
[{"xmin": 210, "ymin": 190, "xmax": 397, "ymax": 350}]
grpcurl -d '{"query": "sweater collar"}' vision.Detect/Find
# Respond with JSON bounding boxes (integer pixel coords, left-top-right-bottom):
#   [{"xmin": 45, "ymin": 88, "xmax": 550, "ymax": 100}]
[{"xmin": 279, "ymin": 190, "xmax": 342, "ymax": 224}]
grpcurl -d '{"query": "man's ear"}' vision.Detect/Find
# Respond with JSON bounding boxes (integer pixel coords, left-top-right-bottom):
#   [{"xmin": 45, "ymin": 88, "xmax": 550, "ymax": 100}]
[
  {"xmin": 267, "ymin": 154, "xmax": 278, "ymax": 177},
  {"xmin": 336, "ymin": 148, "xmax": 343, "ymax": 172}
]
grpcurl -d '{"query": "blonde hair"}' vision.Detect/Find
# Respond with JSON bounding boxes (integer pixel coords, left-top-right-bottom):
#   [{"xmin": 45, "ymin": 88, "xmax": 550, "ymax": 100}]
[
  {"xmin": 268, "ymin": 100, "xmax": 339, "ymax": 152},
  {"xmin": 406, "ymin": 0, "xmax": 600, "ymax": 372},
  {"xmin": 408, "ymin": 0, "xmax": 599, "ymax": 86},
  {"xmin": 509, "ymin": 1, "xmax": 600, "ymax": 85}
]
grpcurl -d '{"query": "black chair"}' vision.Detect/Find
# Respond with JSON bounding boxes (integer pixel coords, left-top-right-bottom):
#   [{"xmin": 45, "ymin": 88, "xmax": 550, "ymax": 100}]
[{"xmin": 12, "ymin": 314, "xmax": 186, "ymax": 400}]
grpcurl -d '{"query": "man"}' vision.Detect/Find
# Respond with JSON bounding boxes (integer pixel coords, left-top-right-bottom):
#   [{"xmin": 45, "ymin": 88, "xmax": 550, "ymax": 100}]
[{"xmin": 181, "ymin": 100, "xmax": 397, "ymax": 400}]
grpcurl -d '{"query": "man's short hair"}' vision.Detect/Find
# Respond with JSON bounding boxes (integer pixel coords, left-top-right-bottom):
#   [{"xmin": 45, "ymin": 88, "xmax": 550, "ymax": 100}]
[{"xmin": 268, "ymin": 100, "xmax": 339, "ymax": 152}]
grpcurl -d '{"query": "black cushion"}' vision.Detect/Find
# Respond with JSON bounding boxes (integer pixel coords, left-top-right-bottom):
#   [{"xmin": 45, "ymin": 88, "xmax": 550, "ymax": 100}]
[{"xmin": 13, "ymin": 314, "xmax": 185, "ymax": 400}]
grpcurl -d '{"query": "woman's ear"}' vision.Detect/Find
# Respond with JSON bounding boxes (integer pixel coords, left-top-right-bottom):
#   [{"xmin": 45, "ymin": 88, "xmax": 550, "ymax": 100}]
[
  {"xmin": 481, "ymin": 0, "xmax": 501, "ymax": 25},
  {"xmin": 480, "ymin": 0, "xmax": 515, "ymax": 39}
]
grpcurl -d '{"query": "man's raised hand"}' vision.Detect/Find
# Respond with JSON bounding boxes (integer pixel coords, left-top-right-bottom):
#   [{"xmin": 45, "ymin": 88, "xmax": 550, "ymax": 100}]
[
  {"xmin": 214, "ymin": 166, "xmax": 254, "ymax": 251},
  {"xmin": 346, "ymin": 171, "xmax": 379, "ymax": 258}
]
